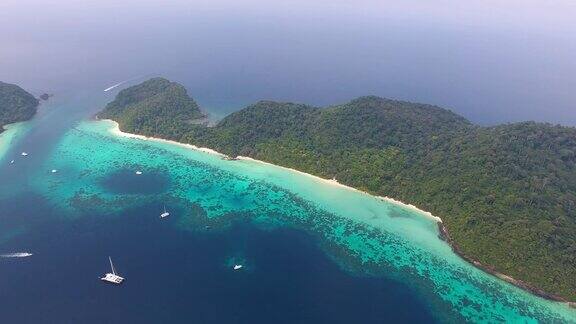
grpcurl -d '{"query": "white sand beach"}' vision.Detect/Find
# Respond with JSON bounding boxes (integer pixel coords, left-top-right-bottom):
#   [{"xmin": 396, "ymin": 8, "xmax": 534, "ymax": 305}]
[{"xmin": 106, "ymin": 119, "xmax": 443, "ymax": 223}]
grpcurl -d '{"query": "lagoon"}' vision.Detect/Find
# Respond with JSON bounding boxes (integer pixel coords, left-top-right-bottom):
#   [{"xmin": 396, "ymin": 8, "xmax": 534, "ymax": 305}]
[{"xmin": 1, "ymin": 101, "xmax": 575, "ymax": 321}]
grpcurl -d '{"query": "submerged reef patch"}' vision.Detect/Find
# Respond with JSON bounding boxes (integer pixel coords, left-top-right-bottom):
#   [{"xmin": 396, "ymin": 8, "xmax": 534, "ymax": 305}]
[{"xmin": 28, "ymin": 120, "xmax": 576, "ymax": 323}]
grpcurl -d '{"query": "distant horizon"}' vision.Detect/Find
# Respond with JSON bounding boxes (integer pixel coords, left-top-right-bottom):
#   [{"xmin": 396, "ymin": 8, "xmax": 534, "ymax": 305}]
[
  {"xmin": 99, "ymin": 77, "xmax": 576, "ymax": 128},
  {"xmin": 3, "ymin": 73, "xmax": 575, "ymax": 128},
  {"xmin": 2, "ymin": 0, "xmax": 575, "ymax": 126}
]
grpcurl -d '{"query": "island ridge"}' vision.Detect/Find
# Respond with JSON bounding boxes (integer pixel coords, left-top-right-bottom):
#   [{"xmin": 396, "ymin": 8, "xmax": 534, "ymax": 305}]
[
  {"xmin": 0, "ymin": 81, "xmax": 39, "ymax": 133},
  {"xmin": 99, "ymin": 77, "xmax": 576, "ymax": 301}
]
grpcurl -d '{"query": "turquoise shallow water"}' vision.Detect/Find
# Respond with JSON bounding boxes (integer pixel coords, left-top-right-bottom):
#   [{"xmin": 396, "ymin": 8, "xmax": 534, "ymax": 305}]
[
  {"xmin": 0, "ymin": 122, "xmax": 30, "ymax": 163},
  {"xmin": 13, "ymin": 119, "xmax": 575, "ymax": 322}
]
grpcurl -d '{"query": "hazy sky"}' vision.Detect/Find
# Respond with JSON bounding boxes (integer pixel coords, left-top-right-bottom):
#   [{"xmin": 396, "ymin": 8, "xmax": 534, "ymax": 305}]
[{"xmin": 1, "ymin": 0, "xmax": 575, "ymax": 125}]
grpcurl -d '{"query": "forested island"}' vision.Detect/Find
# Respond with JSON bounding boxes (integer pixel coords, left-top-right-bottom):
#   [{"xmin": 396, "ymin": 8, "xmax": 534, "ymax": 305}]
[
  {"xmin": 99, "ymin": 77, "xmax": 576, "ymax": 301},
  {"xmin": 0, "ymin": 81, "xmax": 39, "ymax": 133}
]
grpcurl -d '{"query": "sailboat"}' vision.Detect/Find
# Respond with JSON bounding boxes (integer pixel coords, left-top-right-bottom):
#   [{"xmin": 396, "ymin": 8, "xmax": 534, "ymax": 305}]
[
  {"xmin": 160, "ymin": 205, "xmax": 170, "ymax": 218},
  {"xmin": 100, "ymin": 256, "xmax": 125, "ymax": 284}
]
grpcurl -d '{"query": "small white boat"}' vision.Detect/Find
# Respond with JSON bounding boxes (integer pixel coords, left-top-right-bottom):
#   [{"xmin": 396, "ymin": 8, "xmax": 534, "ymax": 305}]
[
  {"xmin": 10, "ymin": 160, "xmax": 14, "ymax": 164},
  {"xmin": 0, "ymin": 252, "xmax": 33, "ymax": 258},
  {"xmin": 21, "ymin": 152, "xmax": 28, "ymax": 156},
  {"xmin": 51, "ymin": 169, "xmax": 58, "ymax": 173},
  {"xmin": 135, "ymin": 171, "xmax": 143, "ymax": 175},
  {"xmin": 100, "ymin": 256, "xmax": 124, "ymax": 284},
  {"xmin": 160, "ymin": 205, "xmax": 170, "ymax": 218},
  {"xmin": 233, "ymin": 264, "xmax": 243, "ymax": 270}
]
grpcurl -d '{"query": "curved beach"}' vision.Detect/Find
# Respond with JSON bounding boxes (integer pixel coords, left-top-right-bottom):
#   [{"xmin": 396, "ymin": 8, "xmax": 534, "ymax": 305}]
[
  {"xmin": 106, "ymin": 119, "xmax": 443, "ymax": 223},
  {"xmin": 71, "ymin": 119, "xmax": 576, "ymax": 322}
]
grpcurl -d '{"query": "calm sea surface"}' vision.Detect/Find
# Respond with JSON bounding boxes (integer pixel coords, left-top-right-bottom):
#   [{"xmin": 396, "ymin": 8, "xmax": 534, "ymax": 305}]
[
  {"xmin": 1, "ymin": 0, "xmax": 575, "ymax": 125},
  {"xmin": 0, "ymin": 90, "xmax": 575, "ymax": 323},
  {"xmin": 1, "ymin": 1, "xmax": 576, "ymax": 322}
]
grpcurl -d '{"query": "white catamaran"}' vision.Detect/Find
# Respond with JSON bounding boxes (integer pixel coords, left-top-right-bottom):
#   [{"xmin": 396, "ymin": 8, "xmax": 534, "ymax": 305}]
[
  {"xmin": 160, "ymin": 205, "xmax": 170, "ymax": 218},
  {"xmin": 101, "ymin": 256, "xmax": 124, "ymax": 284}
]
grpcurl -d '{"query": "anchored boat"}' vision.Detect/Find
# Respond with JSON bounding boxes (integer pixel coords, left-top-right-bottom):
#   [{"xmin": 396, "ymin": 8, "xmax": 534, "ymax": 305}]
[
  {"xmin": 160, "ymin": 205, "xmax": 170, "ymax": 218},
  {"xmin": 100, "ymin": 256, "xmax": 124, "ymax": 284}
]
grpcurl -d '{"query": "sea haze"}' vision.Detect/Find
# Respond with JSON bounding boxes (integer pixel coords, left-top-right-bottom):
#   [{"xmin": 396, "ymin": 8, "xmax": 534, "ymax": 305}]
[
  {"xmin": 1, "ymin": 1, "xmax": 576, "ymax": 323},
  {"xmin": 1, "ymin": 0, "xmax": 575, "ymax": 125}
]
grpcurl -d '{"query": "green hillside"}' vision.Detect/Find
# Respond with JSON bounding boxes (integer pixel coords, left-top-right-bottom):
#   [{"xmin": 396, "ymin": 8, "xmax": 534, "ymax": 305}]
[
  {"xmin": 0, "ymin": 81, "xmax": 39, "ymax": 132},
  {"xmin": 98, "ymin": 77, "xmax": 205, "ymax": 139},
  {"xmin": 101, "ymin": 79, "xmax": 576, "ymax": 301}
]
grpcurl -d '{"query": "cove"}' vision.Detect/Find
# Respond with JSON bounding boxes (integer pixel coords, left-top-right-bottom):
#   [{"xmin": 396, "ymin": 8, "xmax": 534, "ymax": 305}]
[{"xmin": 13, "ymin": 119, "xmax": 574, "ymax": 322}]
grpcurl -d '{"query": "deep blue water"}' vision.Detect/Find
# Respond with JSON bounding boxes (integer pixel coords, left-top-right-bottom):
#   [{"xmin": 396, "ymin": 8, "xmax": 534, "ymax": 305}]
[
  {"xmin": 0, "ymin": 192, "xmax": 435, "ymax": 323},
  {"xmin": 101, "ymin": 169, "xmax": 171, "ymax": 195}
]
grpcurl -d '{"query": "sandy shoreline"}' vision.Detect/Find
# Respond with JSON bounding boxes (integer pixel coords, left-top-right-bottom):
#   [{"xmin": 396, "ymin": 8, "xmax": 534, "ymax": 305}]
[
  {"xmin": 102, "ymin": 118, "xmax": 576, "ymax": 306},
  {"xmin": 236, "ymin": 156, "xmax": 443, "ymax": 222},
  {"xmin": 106, "ymin": 120, "xmax": 225, "ymax": 156},
  {"xmin": 104, "ymin": 119, "xmax": 443, "ymax": 223},
  {"xmin": 0, "ymin": 122, "xmax": 27, "ymax": 162},
  {"xmin": 438, "ymin": 223, "xmax": 574, "ymax": 306}
]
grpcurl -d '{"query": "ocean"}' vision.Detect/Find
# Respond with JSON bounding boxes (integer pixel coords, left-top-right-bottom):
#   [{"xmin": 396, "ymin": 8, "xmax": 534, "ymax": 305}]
[
  {"xmin": 1, "ymin": 0, "xmax": 576, "ymax": 322},
  {"xmin": 0, "ymin": 91, "xmax": 575, "ymax": 322}
]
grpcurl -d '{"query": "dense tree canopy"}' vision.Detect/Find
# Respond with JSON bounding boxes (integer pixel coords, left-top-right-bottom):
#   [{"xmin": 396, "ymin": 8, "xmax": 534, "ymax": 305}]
[
  {"xmin": 101, "ymin": 78, "xmax": 576, "ymax": 301},
  {"xmin": 99, "ymin": 77, "xmax": 205, "ymax": 139},
  {"xmin": 0, "ymin": 81, "xmax": 39, "ymax": 132}
]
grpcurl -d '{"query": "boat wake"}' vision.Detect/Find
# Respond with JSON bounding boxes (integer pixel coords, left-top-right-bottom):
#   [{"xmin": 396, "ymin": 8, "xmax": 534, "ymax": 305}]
[
  {"xmin": 104, "ymin": 75, "xmax": 148, "ymax": 92},
  {"xmin": 1, "ymin": 252, "xmax": 33, "ymax": 258},
  {"xmin": 104, "ymin": 81, "xmax": 128, "ymax": 92}
]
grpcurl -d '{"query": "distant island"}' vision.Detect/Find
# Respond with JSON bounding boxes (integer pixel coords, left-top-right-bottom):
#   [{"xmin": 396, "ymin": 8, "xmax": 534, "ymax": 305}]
[
  {"xmin": 99, "ymin": 77, "xmax": 576, "ymax": 302},
  {"xmin": 0, "ymin": 81, "xmax": 39, "ymax": 133},
  {"xmin": 40, "ymin": 93, "xmax": 53, "ymax": 101}
]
